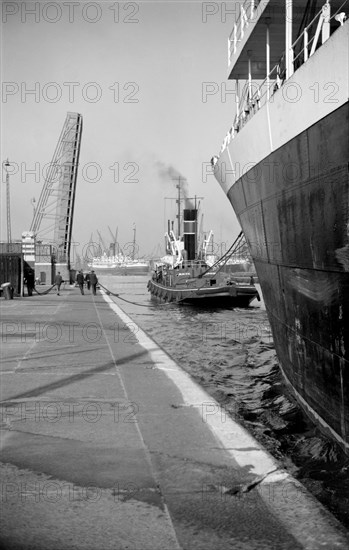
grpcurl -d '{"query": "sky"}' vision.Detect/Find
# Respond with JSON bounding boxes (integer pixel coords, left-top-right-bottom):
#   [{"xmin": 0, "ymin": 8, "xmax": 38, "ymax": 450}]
[{"xmin": 1, "ymin": 0, "xmax": 243, "ymax": 259}]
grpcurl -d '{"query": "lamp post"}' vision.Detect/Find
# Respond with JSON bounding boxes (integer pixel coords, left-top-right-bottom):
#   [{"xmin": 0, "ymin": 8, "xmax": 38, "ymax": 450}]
[{"xmin": 3, "ymin": 159, "xmax": 11, "ymax": 244}]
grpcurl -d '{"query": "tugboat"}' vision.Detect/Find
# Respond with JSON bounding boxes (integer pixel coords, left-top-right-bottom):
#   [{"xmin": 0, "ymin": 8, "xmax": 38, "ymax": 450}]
[{"xmin": 147, "ymin": 204, "xmax": 259, "ymax": 307}]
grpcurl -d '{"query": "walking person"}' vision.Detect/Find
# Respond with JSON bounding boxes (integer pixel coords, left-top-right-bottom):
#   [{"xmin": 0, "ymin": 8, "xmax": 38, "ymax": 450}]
[
  {"xmin": 24, "ymin": 268, "xmax": 35, "ymax": 296},
  {"xmin": 76, "ymin": 270, "xmax": 85, "ymax": 295},
  {"xmin": 54, "ymin": 272, "xmax": 63, "ymax": 295},
  {"xmin": 89, "ymin": 270, "xmax": 98, "ymax": 296},
  {"xmin": 85, "ymin": 271, "xmax": 91, "ymax": 291}
]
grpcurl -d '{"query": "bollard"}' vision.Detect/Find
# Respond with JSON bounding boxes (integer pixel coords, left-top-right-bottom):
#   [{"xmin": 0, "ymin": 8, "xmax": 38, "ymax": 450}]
[{"xmin": 1, "ymin": 282, "xmax": 14, "ymax": 300}]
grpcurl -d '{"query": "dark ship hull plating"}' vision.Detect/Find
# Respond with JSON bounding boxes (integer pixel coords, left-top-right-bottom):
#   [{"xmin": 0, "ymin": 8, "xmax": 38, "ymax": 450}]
[
  {"xmin": 225, "ymin": 102, "xmax": 349, "ymax": 450},
  {"xmin": 213, "ymin": 2, "xmax": 349, "ymax": 452}
]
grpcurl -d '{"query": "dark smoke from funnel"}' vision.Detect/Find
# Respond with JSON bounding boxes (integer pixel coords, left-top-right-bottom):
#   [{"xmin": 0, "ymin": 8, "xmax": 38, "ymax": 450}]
[{"xmin": 156, "ymin": 161, "xmax": 194, "ymax": 208}]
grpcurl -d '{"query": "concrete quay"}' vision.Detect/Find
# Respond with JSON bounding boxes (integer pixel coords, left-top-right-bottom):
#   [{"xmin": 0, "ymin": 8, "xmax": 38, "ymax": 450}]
[{"xmin": 1, "ymin": 286, "xmax": 348, "ymax": 550}]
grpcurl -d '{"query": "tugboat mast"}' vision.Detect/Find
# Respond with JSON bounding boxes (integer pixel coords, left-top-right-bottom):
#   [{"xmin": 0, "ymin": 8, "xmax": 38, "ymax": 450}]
[
  {"xmin": 132, "ymin": 223, "xmax": 136, "ymax": 260},
  {"xmin": 176, "ymin": 181, "xmax": 182, "ymax": 238}
]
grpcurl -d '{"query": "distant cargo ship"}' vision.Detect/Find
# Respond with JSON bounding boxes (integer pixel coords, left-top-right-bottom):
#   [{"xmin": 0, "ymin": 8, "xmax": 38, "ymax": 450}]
[
  {"xmin": 88, "ymin": 253, "xmax": 150, "ymax": 275},
  {"xmin": 213, "ymin": 1, "xmax": 349, "ymax": 452}
]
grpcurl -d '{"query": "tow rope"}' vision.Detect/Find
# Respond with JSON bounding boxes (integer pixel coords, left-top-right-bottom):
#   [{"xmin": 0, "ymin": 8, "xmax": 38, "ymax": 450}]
[
  {"xmin": 33, "ymin": 284, "xmax": 57, "ymax": 295},
  {"xmin": 30, "ymin": 280, "xmax": 165, "ymax": 308},
  {"xmin": 98, "ymin": 282, "xmax": 169, "ymax": 308}
]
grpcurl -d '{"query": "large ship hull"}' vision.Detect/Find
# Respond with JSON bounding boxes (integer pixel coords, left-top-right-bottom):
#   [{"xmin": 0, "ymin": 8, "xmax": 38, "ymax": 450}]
[
  {"xmin": 229, "ymin": 103, "xmax": 349, "ymax": 450},
  {"xmin": 214, "ymin": 19, "xmax": 349, "ymax": 452}
]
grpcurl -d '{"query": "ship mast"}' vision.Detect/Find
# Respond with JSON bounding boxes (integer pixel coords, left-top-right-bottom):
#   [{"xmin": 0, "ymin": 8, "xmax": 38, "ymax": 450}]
[
  {"xmin": 176, "ymin": 183, "xmax": 181, "ymax": 238},
  {"xmin": 132, "ymin": 223, "xmax": 136, "ymax": 260},
  {"xmin": 3, "ymin": 159, "xmax": 11, "ymax": 244}
]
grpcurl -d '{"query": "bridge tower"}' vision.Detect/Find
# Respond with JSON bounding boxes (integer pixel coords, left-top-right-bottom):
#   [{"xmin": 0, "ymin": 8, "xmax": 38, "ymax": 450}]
[{"xmin": 30, "ymin": 112, "xmax": 83, "ymax": 279}]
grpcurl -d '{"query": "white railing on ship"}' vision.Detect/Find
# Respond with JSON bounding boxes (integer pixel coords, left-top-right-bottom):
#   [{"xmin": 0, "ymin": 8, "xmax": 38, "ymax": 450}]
[
  {"xmin": 292, "ymin": 4, "xmax": 328, "ymax": 67},
  {"xmin": 218, "ymin": 63, "xmax": 279, "ymax": 153},
  {"xmin": 228, "ymin": 0, "xmax": 263, "ymax": 66},
  {"xmin": 218, "ymin": 0, "xmax": 348, "ymax": 157},
  {"xmin": 292, "ymin": 0, "xmax": 348, "ymax": 66}
]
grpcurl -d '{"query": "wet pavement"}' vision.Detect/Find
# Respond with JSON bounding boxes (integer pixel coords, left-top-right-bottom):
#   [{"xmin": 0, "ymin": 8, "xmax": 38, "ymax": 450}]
[{"xmin": 1, "ymin": 286, "xmax": 348, "ymax": 549}]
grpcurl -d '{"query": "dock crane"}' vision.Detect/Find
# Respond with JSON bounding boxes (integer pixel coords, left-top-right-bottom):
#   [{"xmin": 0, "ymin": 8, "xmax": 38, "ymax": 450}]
[
  {"xmin": 108, "ymin": 226, "xmax": 119, "ymax": 255},
  {"xmin": 83, "ymin": 232, "xmax": 97, "ymax": 265},
  {"xmin": 96, "ymin": 230, "xmax": 108, "ymax": 255}
]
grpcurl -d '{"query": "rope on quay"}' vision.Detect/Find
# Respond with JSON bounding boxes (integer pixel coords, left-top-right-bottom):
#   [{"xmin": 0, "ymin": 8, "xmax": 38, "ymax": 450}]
[
  {"xmin": 30, "ymin": 280, "xmax": 166, "ymax": 308},
  {"xmin": 33, "ymin": 284, "xmax": 57, "ymax": 295},
  {"xmin": 98, "ymin": 282, "xmax": 169, "ymax": 308}
]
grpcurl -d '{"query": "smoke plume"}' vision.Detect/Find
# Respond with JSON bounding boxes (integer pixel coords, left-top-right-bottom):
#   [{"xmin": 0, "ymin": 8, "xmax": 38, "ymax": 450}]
[{"xmin": 155, "ymin": 161, "xmax": 194, "ymax": 208}]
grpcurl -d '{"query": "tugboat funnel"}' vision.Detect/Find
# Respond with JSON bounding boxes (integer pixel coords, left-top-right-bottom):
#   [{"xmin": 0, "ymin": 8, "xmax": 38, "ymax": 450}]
[{"xmin": 183, "ymin": 209, "xmax": 197, "ymax": 261}]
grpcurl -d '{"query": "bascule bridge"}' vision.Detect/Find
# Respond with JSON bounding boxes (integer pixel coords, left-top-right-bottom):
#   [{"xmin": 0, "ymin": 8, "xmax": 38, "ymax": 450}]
[{"xmin": 29, "ymin": 112, "xmax": 83, "ymax": 282}]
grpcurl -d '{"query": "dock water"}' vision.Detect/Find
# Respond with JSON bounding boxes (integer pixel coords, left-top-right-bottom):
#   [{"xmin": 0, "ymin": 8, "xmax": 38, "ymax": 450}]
[{"xmin": 1, "ymin": 286, "xmax": 348, "ymax": 549}]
